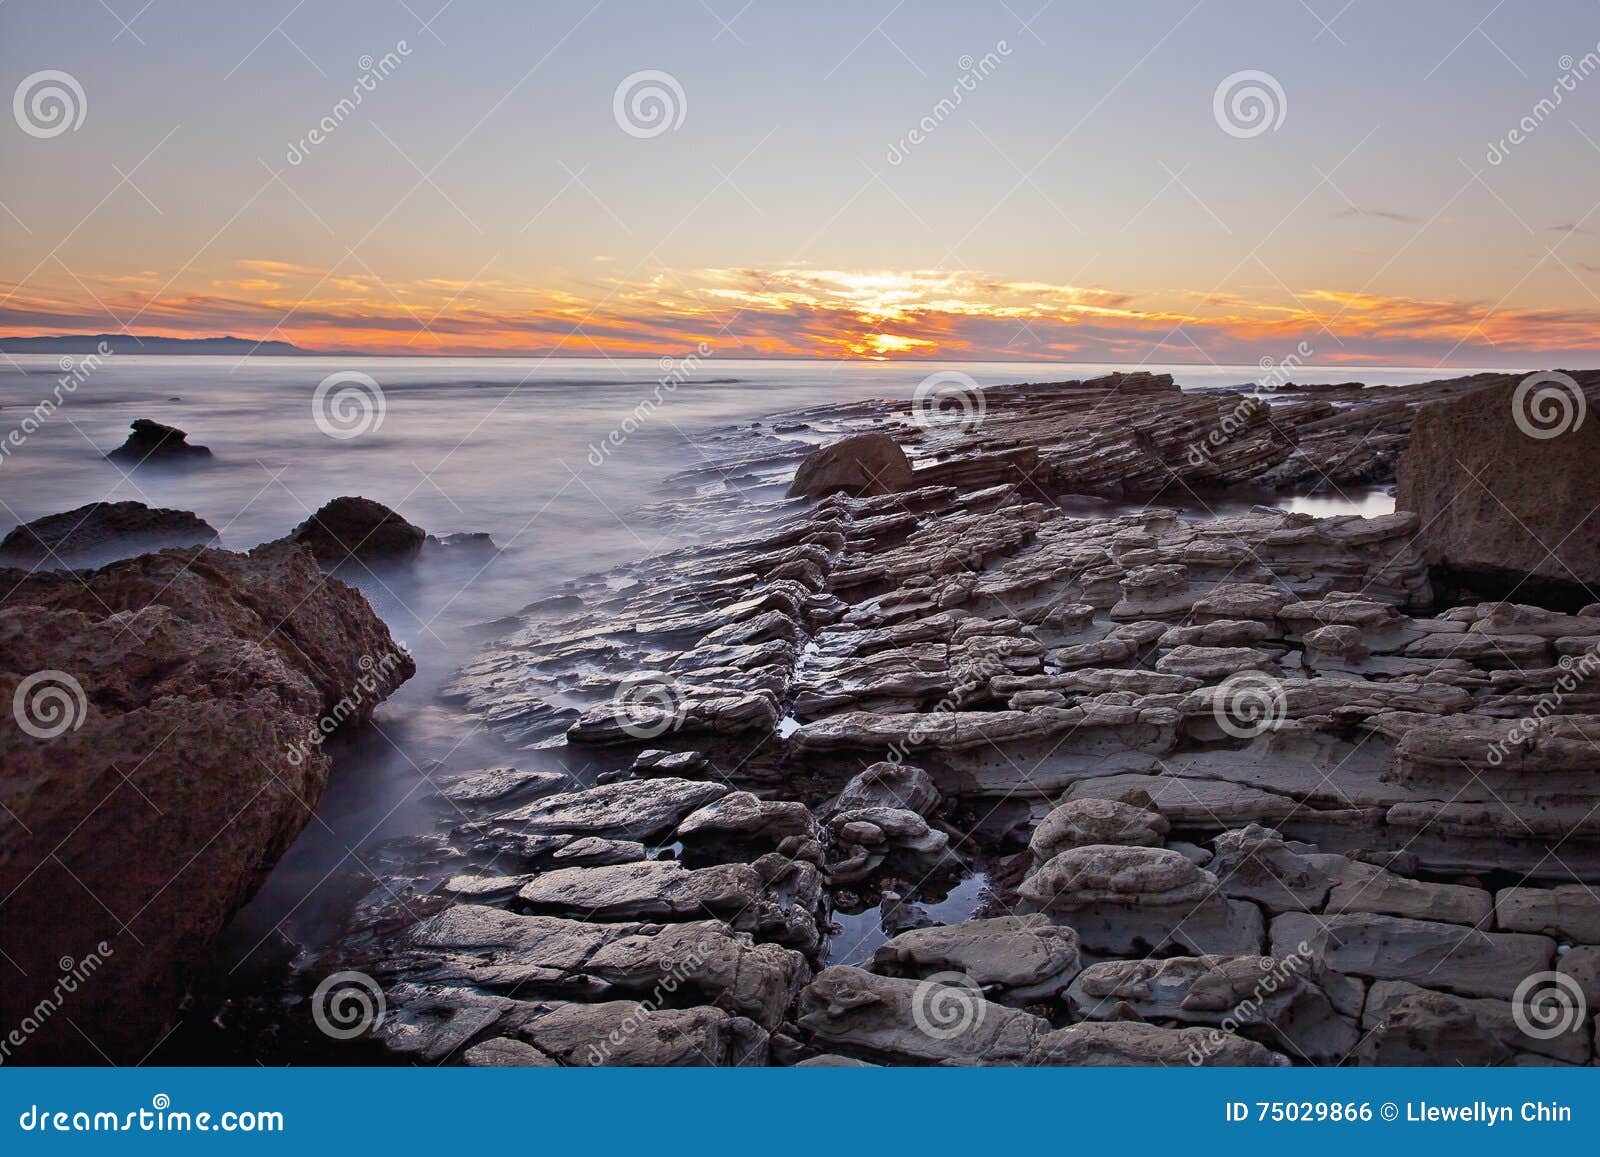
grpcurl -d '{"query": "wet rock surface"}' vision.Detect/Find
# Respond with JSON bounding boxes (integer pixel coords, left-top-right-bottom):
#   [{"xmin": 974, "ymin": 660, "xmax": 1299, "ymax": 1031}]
[{"xmin": 292, "ymin": 370, "xmax": 1600, "ymax": 1066}]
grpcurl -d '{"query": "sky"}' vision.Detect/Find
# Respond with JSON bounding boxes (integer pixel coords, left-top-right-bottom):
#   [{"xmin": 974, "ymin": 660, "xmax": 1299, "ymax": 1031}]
[{"xmin": 2, "ymin": 0, "xmax": 1600, "ymax": 365}]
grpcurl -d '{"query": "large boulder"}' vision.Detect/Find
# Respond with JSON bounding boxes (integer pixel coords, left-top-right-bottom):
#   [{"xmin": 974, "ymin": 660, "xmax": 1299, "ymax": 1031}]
[
  {"xmin": 0, "ymin": 501, "xmax": 216, "ymax": 564},
  {"xmin": 1396, "ymin": 373, "xmax": 1600, "ymax": 603},
  {"xmin": 285, "ymin": 496, "xmax": 425, "ymax": 565},
  {"xmin": 106, "ymin": 417, "xmax": 211, "ymax": 462},
  {"xmin": 787, "ymin": 432, "xmax": 913, "ymax": 498},
  {"xmin": 0, "ymin": 542, "xmax": 413, "ymax": 1062}
]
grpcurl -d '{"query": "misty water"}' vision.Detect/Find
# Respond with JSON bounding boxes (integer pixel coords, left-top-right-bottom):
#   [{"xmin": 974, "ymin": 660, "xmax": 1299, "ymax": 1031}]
[{"xmin": 0, "ymin": 354, "xmax": 1452, "ymax": 1053}]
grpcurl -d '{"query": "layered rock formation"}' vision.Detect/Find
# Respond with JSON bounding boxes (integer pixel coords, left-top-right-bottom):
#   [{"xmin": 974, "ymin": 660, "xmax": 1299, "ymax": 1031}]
[{"xmin": 238, "ymin": 371, "xmax": 1600, "ymax": 1065}]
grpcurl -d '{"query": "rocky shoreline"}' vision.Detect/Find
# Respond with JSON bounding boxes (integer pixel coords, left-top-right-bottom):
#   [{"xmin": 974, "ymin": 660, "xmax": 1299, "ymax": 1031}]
[
  {"xmin": 4, "ymin": 369, "xmax": 1599, "ymax": 1066},
  {"xmin": 333, "ymin": 369, "xmax": 1600, "ymax": 1066}
]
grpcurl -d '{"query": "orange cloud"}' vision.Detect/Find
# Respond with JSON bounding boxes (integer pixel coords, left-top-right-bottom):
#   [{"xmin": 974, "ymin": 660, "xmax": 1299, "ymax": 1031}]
[{"xmin": 3, "ymin": 266, "xmax": 1599, "ymax": 366}]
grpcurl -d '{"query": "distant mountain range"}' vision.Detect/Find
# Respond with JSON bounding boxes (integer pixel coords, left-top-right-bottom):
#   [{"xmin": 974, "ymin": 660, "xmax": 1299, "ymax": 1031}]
[{"xmin": 0, "ymin": 334, "xmax": 319, "ymax": 356}]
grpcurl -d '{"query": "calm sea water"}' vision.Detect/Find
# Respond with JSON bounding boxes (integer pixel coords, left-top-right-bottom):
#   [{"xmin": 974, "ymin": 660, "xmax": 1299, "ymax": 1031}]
[{"xmin": 0, "ymin": 354, "xmax": 1456, "ymax": 1036}]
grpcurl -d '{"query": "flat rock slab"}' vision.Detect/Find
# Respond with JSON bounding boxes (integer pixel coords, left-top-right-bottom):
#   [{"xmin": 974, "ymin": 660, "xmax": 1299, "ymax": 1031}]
[
  {"xmin": 549, "ymin": 836, "xmax": 647, "ymax": 866},
  {"xmin": 1155, "ymin": 645, "xmax": 1276, "ymax": 679},
  {"xmin": 1054, "ymin": 896, "xmax": 1266, "ymax": 958},
  {"xmin": 1066, "ymin": 954, "xmax": 1361, "ymax": 1063},
  {"xmin": 797, "ymin": 966, "xmax": 1048, "ymax": 1065},
  {"xmin": 462, "ymin": 1037, "xmax": 558, "ymax": 1067},
  {"xmin": 1029, "ymin": 798, "xmax": 1170, "ymax": 862},
  {"xmin": 1495, "ymin": 885, "xmax": 1600, "ymax": 944},
  {"xmin": 439, "ymin": 767, "xmax": 569, "ymax": 805},
  {"xmin": 1362, "ymin": 979, "xmax": 1591, "ymax": 1066},
  {"xmin": 515, "ymin": 860, "xmax": 763, "ymax": 925},
  {"xmin": 1327, "ymin": 861, "xmax": 1492, "ymax": 926},
  {"xmin": 495, "ymin": 777, "xmax": 729, "ymax": 842},
  {"xmin": 1024, "ymin": 1021, "xmax": 1289, "ymax": 1067},
  {"xmin": 1273, "ymin": 911, "xmax": 1555, "ymax": 1000},
  {"xmin": 397, "ymin": 904, "xmax": 801, "ymax": 1029},
  {"xmin": 676, "ymin": 791, "xmax": 817, "ymax": 845},
  {"xmin": 517, "ymin": 1000, "xmax": 769, "ymax": 1066},
  {"xmin": 870, "ymin": 915, "xmax": 1082, "ymax": 1005}
]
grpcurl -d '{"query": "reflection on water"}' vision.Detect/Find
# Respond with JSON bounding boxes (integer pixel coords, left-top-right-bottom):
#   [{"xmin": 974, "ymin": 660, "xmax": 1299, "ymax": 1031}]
[
  {"xmin": 1282, "ymin": 489, "xmax": 1396, "ymax": 519},
  {"xmin": 826, "ymin": 872, "xmax": 991, "ymax": 967},
  {"xmin": 1059, "ymin": 485, "xmax": 1396, "ymax": 522}
]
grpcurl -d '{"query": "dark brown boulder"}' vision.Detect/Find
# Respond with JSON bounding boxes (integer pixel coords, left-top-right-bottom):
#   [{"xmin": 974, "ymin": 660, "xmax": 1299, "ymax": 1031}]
[
  {"xmin": 1396, "ymin": 372, "xmax": 1600, "ymax": 605},
  {"xmin": 106, "ymin": 418, "xmax": 211, "ymax": 462},
  {"xmin": 286, "ymin": 496, "xmax": 425, "ymax": 565},
  {"xmin": 0, "ymin": 542, "xmax": 413, "ymax": 1061},
  {"xmin": 787, "ymin": 432, "xmax": 913, "ymax": 498},
  {"xmin": 0, "ymin": 501, "xmax": 216, "ymax": 564}
]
